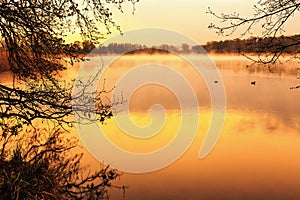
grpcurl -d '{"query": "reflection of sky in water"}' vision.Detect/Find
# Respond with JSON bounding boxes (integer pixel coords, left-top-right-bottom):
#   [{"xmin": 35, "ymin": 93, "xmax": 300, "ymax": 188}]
[
  {"xmin": 89, "ymin": 55, "xmax": 299, "ymax": 129},
  {"xmin": 76, "ymin": 55, "xmax": 299, "ymax": 200},
  {"xmin": 2, "ymin": 55, "xmax": 298, "ymax": 199},
  {"xmin": 85, "ymin": 110, "xmax": 300, "ymax": 200},
  {"xmin": 60, "ymin": 55, "xmax": 300, "ymax": 200}
]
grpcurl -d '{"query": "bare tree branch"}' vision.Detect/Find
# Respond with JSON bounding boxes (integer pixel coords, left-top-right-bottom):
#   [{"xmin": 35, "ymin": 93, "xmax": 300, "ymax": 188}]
[
  {"xmin": 0, "ymin": 0, "xmax": 138, "ymax": 198},
  {"xmin": 208, "ymin": 0, "xmax": 300, "ymax": 65}
]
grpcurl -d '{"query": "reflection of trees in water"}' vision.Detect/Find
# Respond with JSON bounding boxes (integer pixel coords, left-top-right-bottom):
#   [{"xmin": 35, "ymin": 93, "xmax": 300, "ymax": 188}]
[
  {"xmin": 215, "ymin": 58, "xmax": 300, "ymax": 78},
  {"xmin": 0, "ymin": 128, "xmax": 125, "ymax": 199}
]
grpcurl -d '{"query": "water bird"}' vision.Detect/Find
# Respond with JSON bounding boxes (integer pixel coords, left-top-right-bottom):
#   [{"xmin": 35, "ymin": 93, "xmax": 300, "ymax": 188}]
[{"xmin": 290, "ymin": 85, "xmax": 300, "ymax": 90}]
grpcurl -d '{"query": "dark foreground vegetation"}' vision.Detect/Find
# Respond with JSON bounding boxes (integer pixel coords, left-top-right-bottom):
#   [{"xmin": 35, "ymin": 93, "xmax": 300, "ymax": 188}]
[{"xmin": 0, "ymin": 0, "xmax": 138, "ymax": 199}]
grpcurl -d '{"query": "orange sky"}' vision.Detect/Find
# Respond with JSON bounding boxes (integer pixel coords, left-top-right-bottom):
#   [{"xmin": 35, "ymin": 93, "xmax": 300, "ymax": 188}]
[{"xmin": 66, "ymin": 0, "xmax": 300, "ymax": 45}]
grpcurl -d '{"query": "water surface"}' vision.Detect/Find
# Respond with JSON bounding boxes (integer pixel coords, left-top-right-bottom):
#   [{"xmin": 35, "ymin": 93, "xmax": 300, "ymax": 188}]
[
  {"xmin": 80, "ymin": 55, "xmax": 300, "ymax": 200},
  {"xmin": 1, "ymin": 55, "xmax": 299, "ymax": 199}
]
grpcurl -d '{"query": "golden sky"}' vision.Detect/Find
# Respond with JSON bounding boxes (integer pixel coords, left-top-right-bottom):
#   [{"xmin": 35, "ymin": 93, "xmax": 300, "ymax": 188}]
[{"xmin": 67, "ymin": 0, "xmax": 300, "ymax": 45}]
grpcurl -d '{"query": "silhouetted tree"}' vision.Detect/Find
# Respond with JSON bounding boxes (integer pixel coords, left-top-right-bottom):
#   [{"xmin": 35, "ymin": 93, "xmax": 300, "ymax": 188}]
[
  {"xmin": 0, "ymin": 0, "xmax": 139, "ymax": 198},
  {"xmin": 208, "ymin": 0, "xmax": 300, "ymax": 64},
  {"xmin": 82, "ymin": 41, "xmax": 96, "ymax": 53}
]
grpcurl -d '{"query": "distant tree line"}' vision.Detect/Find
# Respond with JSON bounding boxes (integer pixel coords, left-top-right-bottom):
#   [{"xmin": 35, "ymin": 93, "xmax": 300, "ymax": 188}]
[
  {"xmin": 2, "ymin": 34, "xmax": 300, "ymax": 72},
  {"xmin": 67, "ymin": 34, "xmax": 300, "ymax": 55},
  {"xmin": 69, "ymin": 41, "xmax": 200, "ymax": 54},
  {"xmin": 204, "ymin": 35, "xmax": 300, "ymax": 54}
]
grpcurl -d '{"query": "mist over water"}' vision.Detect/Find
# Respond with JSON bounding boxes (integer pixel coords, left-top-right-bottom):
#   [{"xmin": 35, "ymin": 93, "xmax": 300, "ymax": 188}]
[
  {"xmin": 3, "ymin": 54, "xmax": 299, "ymax": 199},
  {"xmin": 75, "ymin": 54, "xmax": 300, "ymax": 199}
]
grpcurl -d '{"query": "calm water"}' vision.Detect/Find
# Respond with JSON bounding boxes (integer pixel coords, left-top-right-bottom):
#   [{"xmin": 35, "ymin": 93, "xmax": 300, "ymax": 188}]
[
  {"xmin": 76, "ymin": 55, "xmax": 300, "ymax": 200},
  {"xmin": 1, "ymin": 55, "xmax": 300, "ymax": 199}
]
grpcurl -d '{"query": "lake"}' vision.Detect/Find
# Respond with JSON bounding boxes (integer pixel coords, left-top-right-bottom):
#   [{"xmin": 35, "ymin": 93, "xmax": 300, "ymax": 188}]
[
  {"xmin": 74, "ymin": 54, "xmax": 300, "ymax": 200},
  {"xmin": 1, "ymin": 54, "xmax": 300, "ymax": 199}
]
